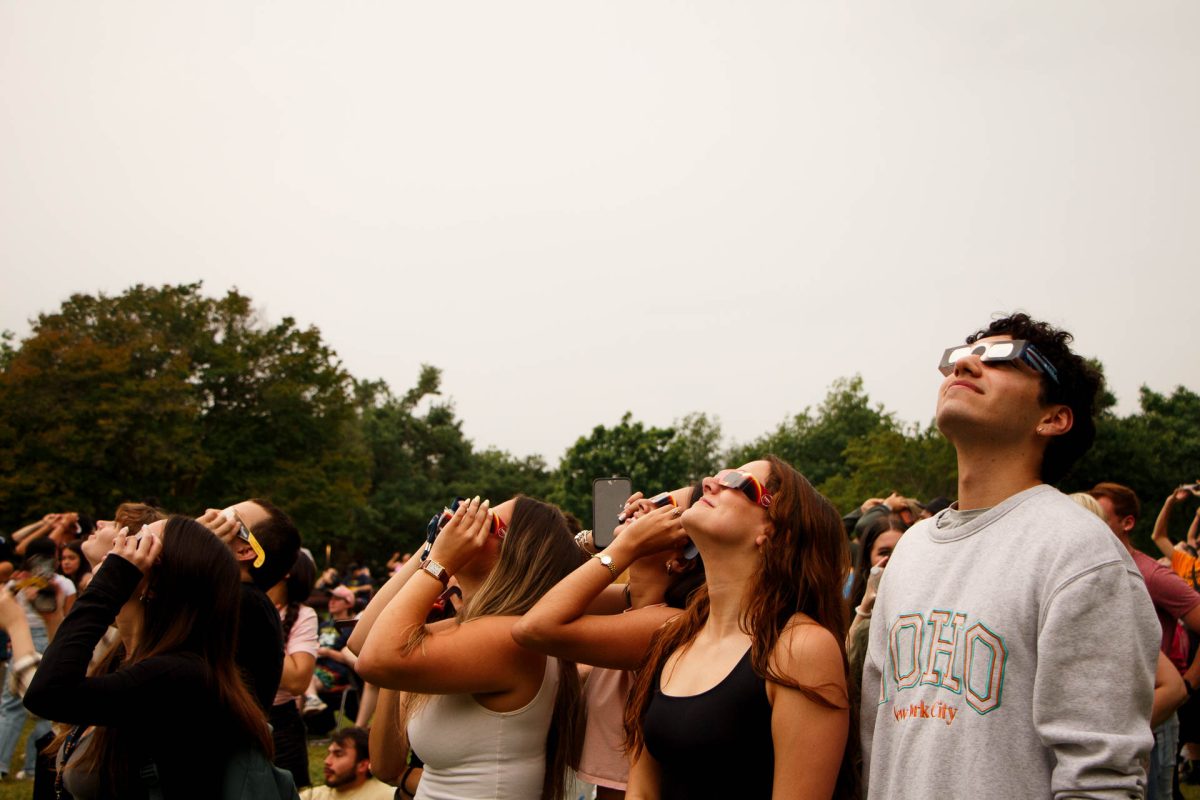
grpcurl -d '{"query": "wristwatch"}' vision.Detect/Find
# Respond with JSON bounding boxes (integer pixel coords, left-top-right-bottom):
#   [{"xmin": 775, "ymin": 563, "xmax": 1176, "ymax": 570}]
[
  {"xmin": 592, "ymin": 553, "xmax": 618, "ymax": 579},
  {"xmin": 420, "ymin": 559, "xmax": 451, "ymax": 588}
]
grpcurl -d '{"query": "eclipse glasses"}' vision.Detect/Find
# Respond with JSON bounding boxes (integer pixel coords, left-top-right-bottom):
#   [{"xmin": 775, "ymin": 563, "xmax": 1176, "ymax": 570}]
[{"xmin": 938, "ymin": 339, "xmax": 1060, "ymax": 384}]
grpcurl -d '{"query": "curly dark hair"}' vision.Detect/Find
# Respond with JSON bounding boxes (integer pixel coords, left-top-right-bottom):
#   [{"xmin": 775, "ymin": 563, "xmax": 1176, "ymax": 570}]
[{"xmin": 966, "ymin": 313, "xmax": 1103, "ymax": 484}]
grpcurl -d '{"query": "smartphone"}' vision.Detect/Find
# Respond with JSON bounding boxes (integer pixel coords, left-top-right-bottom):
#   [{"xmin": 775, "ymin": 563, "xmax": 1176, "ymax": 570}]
[{"xmin": 592, "ymin": 477, "xmax": 632, "ymax": 550}]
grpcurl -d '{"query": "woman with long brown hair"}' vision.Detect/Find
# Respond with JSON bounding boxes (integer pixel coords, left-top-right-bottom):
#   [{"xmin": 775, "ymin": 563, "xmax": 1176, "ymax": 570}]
[
  {"xmin": 356, "ymin": 495, "xmax": 587, "ymax": 800},
  {"xmin": 25, "ymin": 516, "xmax": 273, "ymax": 799},
  {"xmin": 624, "ymin": 456, "xmax": 855, "ymax": 800}
]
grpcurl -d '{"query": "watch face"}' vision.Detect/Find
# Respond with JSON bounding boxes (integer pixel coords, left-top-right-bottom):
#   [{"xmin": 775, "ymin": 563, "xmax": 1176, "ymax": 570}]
[{"xmin": 599, "ymin": 555, "xmax": 612, "ymax": 565}]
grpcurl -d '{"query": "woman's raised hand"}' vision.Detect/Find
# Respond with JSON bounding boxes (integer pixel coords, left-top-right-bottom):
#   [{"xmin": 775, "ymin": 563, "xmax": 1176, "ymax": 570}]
[
  {"xmin": 428, "ymin": 496, "xmax": 491, "ymax": 575},
  {"xmin": 613, "ymin": 505, "xmax": 687, "ymax": 560},
  {"xmin": 111, "ymin": 527, "xmax": 162, "ymax": 574}
]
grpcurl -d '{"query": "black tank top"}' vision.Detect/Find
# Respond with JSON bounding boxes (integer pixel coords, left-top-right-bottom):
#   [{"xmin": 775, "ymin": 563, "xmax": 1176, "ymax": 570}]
[{"xmin": 642, "ymin": 647, "xmax": 773, "ymax": 800}]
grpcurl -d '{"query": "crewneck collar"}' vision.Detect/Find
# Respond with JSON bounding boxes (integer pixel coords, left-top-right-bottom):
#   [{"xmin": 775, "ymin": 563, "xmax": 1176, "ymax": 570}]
[{"xmin": 928, "ymin": 484, "xmax": 1056, "ymax": 543}]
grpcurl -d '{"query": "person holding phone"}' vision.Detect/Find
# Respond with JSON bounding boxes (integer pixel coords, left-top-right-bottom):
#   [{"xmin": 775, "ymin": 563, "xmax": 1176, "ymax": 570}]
[
  {"xmin": 622, "ymin": 457, "xmax": 854, "ymax": 800},
  {"xmin": 355, "ymin": 495, "xmax": 587, "ymax": 800}
]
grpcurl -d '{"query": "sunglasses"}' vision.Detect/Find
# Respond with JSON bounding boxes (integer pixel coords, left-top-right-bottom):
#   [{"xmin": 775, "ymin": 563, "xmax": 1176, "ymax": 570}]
[
  {"xmin": 715, "ymin": 469, "xmax": 773, "ymax": 508},
  {"xmin": 937, "ymin": 339, "xmax": 1060, "ymax": 384}
]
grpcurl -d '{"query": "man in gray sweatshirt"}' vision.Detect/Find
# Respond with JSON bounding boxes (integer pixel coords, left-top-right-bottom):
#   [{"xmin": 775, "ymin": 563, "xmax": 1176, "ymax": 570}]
[{"xmin": 860, "ymin": 313, "xmax": 1159, "ymax": 799}]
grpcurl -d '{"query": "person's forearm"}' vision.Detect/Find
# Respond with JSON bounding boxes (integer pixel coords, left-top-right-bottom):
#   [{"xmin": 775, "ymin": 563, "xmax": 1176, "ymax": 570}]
[
  {"xmin": 24, "ymin": 558, "xmax": 140, "ymax": 718},
  {"xmin": 1153, "ymin": 497, "xmax": 1177, "ymax": 551},
  {"xmin": 368, "ymin": 688, "xmax": 409, "ymax": 784},
  {"xmin": 14, "ymin": 526, "xmax": 52, "ymax": 556},
  {"xmin": 356, "ymin": 569, "xmax": 445, "ymax": 685},
  {"xmin": 513, "ymin": 538, "xmax": 638, "ymax": 651},
  {"xmin": 280, "ymin": 654, "xmax": 315, "ymax": 697},
  {"xmin": 1189, "ymin": 512, "xmax": 1200, "ymax": 549},
  {"xmin": 5, "ymin": 617, "xmax": 37, "ymax": 663},
  {"xmin": 1182, "ymin": 656, "xmax": 1200, "ymax": 690},
  {"xmin": 347, "ymin": 547, "xmax": 424, "ymax": 655},
  {"xmin": 10, "ymin": 520, "xmax": 48, "ymax": 543}
]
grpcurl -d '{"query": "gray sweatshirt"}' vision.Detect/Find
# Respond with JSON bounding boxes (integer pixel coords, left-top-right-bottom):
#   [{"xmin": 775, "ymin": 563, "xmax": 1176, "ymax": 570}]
[{"xmin": 860, "ymin": 484, "xmax": 1158, "ymax": 799}]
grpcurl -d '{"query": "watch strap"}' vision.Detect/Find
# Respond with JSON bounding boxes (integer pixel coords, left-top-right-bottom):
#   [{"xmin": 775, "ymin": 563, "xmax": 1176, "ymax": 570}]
[{"xmin": 420, "ymin": 559, "xmax": 451, "ymax": 587}]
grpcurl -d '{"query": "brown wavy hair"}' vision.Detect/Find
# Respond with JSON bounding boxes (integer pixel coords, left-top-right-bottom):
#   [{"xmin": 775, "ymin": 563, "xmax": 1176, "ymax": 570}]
[
  {"xmin": 112, "ymin": 502, "xmax": 166, "ymax": 535},
  {"xmin": 401, "ymin": 496, "xmax": 587, "ymax": 800},
  {"xmin": 623, "ymin": 455, "xmax": 859, "ymax": 798}
]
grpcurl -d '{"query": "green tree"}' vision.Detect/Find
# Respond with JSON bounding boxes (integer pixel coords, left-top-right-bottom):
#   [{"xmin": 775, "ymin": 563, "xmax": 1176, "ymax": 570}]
[
  {"xmin": 818, "ymin": 423, "xmax": 957, "ymax": 516},
  {"xmin": 729, "ymin": 376, "xmax": 896, "ymax": 488},
  {"xmin": 343, "ymin": 367, "xmax": 558, "ymax": 565},
  {"xmin": 347, "ymin": 368, "xmax": 474, "ymax": 561},
  {"xmin": 1069, "ymin": 385, "xmax": 1200, "ymax": 550},
  {"xmin": 665, "ymin": 412, "xmax": 723, "ymax": 485},
  {"xmin": 0, "ymin": 283, "xmax": 368, "ymax": 542},
  {"xmin": 553, "ymin": 412, "xmax": 722, "ymax": 527}
]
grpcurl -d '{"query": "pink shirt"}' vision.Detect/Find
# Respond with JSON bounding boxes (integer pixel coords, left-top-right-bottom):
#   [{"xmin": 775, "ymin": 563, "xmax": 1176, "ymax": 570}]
[
  {"xmin": 273, "ymin": 604, "xmax": 318, "ymax": 705},
  {"xmin": 1132, "ymin": 549, "xmax": 1200, "ymax": 669}
]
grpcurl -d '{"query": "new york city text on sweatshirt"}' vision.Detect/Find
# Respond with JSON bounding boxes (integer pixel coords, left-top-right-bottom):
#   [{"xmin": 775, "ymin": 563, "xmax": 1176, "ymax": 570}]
[{"xmin": 877, "ymin": 608, "xmax": 1006, "ymax": 726}]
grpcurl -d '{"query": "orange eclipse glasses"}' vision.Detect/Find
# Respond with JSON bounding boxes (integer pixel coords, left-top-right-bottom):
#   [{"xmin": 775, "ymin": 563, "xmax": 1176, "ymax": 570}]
[{"xmin": 715, "ymin": 469, "xmax": 773, "ymax": 508}]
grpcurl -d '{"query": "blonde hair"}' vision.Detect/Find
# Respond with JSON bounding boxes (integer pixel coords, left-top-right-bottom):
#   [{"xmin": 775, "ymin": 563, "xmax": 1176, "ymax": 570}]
[{"xmin": 1069, "ymin": 492, "xmax": 1106, "ymax": 521}]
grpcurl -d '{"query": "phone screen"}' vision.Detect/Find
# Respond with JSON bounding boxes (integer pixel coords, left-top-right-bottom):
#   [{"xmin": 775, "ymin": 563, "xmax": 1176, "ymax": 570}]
[{"xmin": 592, "ymin": 477, "xmax": 633, "ymax": 550}]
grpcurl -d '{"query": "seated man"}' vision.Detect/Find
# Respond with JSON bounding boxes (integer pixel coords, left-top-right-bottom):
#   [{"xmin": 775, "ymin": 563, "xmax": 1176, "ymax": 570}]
[
  {"xmin": 303, "ymin": 585, "xmax": 358, "ymax": 714},
  {"xmin": 301, "ymin": 727, "xmax": 394, "ymax": 800}
]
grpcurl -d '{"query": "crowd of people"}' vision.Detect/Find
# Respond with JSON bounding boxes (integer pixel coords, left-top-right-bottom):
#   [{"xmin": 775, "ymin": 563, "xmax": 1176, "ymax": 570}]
[{"xmin": 0, "ymin": 311, "xmax": 1196, "ymax": 799}]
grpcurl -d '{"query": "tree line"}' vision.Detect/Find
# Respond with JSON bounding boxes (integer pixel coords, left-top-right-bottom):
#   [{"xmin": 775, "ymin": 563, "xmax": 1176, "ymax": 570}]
[{"xmin": 1, "ymin": 283, "xmax": 1195, "ymax": 563}]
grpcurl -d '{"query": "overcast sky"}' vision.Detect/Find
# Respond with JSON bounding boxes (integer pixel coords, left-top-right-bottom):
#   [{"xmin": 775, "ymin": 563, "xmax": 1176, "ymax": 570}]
[{"xmin": 2, "ymin": 2, "xmax": 1198, "ymax": 465}]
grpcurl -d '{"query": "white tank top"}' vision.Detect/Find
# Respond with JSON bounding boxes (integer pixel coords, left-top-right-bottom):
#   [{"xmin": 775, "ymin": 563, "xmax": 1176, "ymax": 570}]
[{"xmin": 407, "ymin": 657, "xmax": 559, "ymax": 800}]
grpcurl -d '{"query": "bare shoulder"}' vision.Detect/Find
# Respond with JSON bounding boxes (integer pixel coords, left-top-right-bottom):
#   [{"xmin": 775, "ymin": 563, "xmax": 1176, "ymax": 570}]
[{"xmin": 769, "ymin": 614, "xmax": 846, "ymax": 689}]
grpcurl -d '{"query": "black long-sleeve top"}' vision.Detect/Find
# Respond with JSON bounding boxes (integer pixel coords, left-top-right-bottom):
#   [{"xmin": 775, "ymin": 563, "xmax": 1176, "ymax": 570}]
[{"xmin": 25, "ymin": 556, "xmax": 238, "ymax": 800}]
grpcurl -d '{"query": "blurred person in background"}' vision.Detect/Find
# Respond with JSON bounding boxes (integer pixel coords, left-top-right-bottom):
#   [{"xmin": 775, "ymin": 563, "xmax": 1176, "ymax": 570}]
[
  {"xmin": 845, "ymin": 513, "xmax": 907, "ymax": 693},
  {"xmin": 343, "ymin": 564, "xmax": 374, "ymax": 608},
  {"xmin": 58, "ymin": 540, "xmax": 92, "ymax": 606},
  {"xmin": 304, "ymin": 585, "xmax": 358, "ymax": 717},
  {"xmin": 12, "ymin": 513, "xmax": 94, "ymax": 558},
  {"xmin": 0, "ymin": 537, "xmax": 75, "ymax": 780},
  {"xmin": 301, "ymin": 726, "xmax": 392, "ymax": 800},
  {"xmin": 1090, "ymin": 480, "xmax": 1200, "ymax": 799},
  {"xmin": 1147, "ymin": 481, "xmax": 1200, "ymax": 782}
]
